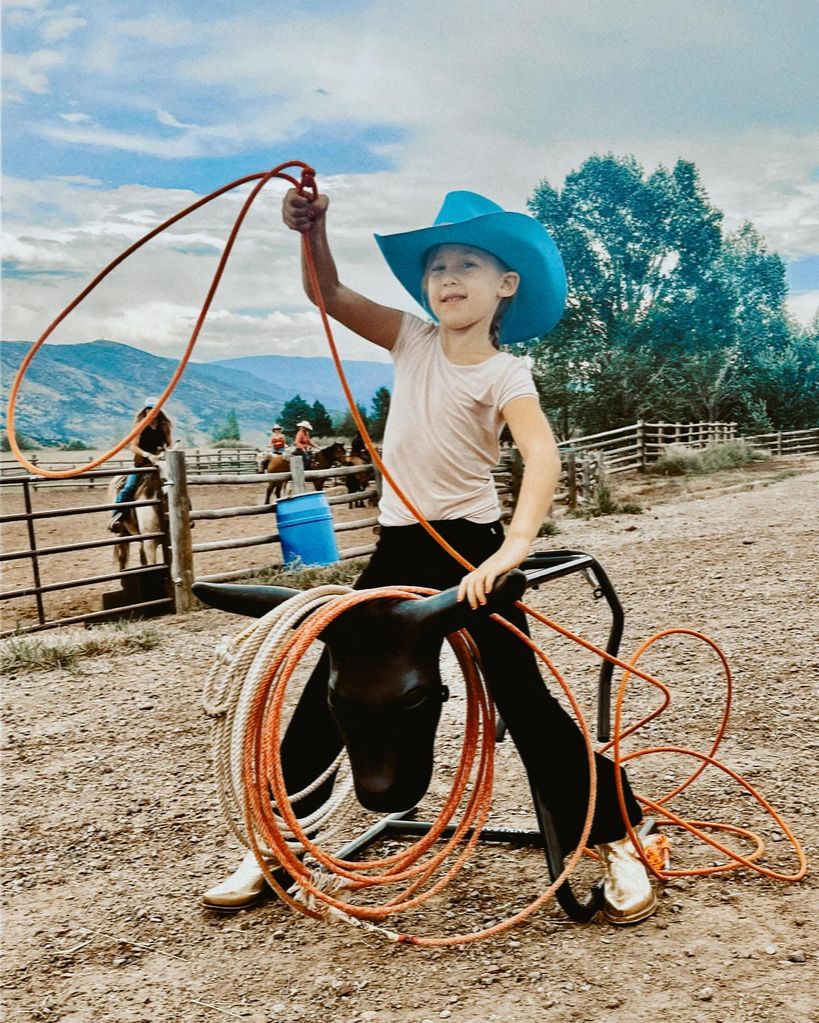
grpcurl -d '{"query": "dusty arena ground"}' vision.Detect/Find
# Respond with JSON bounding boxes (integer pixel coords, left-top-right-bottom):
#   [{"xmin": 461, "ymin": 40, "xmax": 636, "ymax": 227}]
[{"xmin": 2, "ymin": 461, "xmax": 818, "ymax": 1023}]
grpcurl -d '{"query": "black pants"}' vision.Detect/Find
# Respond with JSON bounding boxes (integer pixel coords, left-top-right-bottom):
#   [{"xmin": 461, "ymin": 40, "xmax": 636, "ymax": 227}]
[
  {"xmin": 353, "ymin": 519, "xmax": 642, "ymax": 852},
  {"xmin": 281, "ymin": 519, "xmax": 642, "ymax": 853}
]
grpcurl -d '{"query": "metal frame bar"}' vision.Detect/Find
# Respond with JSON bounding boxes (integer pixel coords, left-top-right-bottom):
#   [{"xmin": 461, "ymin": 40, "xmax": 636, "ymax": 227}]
[{"xmin": 521, "ymin": 550, "xmax": 623, "ymax": 743}]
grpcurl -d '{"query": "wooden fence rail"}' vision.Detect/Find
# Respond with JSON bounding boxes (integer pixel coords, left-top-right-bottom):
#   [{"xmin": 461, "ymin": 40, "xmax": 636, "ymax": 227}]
[
  {"xmin": 2, "ymin": 422, "xmax": 815, "ymax": 631},
  {"xmin": 165, "ymin": 451, "xmax": 384, "ymax": 606},
  {"xmin": 555, "ymin": 422, "xmax": 819, "ymax": 509}
]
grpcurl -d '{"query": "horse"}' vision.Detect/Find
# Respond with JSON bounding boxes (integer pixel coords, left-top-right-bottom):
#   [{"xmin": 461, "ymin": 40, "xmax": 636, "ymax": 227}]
[
  {"xmin": 344, "ymin": 453, "xmax": 375, "ymax": 508},
  {"xmin": 108, "ymin": 465, "xmax": 164, "ymax": 571},
  {"xmin": 258, "ymin": 442, "xmax": 347, "ymax": 504}
]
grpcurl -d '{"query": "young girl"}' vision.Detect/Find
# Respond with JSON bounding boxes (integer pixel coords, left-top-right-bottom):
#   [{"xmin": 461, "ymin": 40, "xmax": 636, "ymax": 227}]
[{"xmin": 203, "ymin": 189, "xmax": 658, "ymax": 924}]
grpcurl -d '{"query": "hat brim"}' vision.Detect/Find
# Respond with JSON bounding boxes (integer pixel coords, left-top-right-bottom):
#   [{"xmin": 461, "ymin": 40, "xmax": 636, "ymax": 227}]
[{"xmin": 375, "ymin": 211, "xmax": 566, "ymax": 345}]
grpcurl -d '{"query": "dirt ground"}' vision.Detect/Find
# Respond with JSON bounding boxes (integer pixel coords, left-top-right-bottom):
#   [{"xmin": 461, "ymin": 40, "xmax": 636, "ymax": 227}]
[{"xmin": 2, "ymin": 462, "xmax": 818, "ymax": 1023}]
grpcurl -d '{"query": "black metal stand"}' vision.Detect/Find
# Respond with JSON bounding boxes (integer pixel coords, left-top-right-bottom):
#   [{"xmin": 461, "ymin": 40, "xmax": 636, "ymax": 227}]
[
  {"xmin": 332, "ymin": 550, "xmax": 638, "ymax": 923},
  {"xmin": 519, "ymin": 549, "xmax": 624, "ymax": 744}
]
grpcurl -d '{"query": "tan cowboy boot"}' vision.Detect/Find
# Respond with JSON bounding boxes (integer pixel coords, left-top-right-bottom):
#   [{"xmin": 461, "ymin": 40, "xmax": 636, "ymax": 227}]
[
  {"xmin": 596, "ymin": 834, "xmax": 669, "ymax": 925},
  {"xmin": 201, "ymin": 851, "xmax": 269, "ymax": 911},
  {"xmin": 108, "ymin": 511, "xmax": 126, "ymax": 534}
]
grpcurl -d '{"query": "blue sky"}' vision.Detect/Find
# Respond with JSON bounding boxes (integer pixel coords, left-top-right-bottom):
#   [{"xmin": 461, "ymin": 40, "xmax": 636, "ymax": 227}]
[{"xmin": 3, "ymin": 0, "xmax": 818, "ymax": 362}]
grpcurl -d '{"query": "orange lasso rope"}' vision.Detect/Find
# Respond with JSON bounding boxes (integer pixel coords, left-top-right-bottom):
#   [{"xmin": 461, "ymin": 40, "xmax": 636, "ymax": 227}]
[
  {"xmin": 7, "ymin": 165, "xmax": 806, "ymax": 944},
  {"xmin": 5, "ymin": 161, "xmax": 316, "ymax": 478}
]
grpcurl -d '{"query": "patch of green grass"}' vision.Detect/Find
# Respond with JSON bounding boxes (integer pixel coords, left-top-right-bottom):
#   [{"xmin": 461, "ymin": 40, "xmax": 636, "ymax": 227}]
[
  {"xmin": 650, "ymin": 440, "xmax": 767, "ymax": 477},
  {"xmin": 537, "ymin": 519, "xmax": 560, "ymax": 537},
  {"xmin": 0, "ymin": 619, "xmax": 162, "ymax": 673}
]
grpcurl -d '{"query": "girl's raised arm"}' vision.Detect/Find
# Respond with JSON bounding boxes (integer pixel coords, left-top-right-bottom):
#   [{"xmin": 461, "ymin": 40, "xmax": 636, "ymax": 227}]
[{"xmin": 282, "ymin": 189, "xmax": 404, "ymax": 351}]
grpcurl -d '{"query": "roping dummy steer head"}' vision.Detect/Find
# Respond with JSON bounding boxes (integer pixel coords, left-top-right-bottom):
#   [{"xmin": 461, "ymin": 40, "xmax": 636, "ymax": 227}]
[{"xmin": 193, "ymin": 571, "xmax": 527, "ymax": 813}]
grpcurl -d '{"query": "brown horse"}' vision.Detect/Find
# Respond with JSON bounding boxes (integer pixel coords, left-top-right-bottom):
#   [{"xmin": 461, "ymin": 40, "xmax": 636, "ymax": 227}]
[
  {"xmin": 344, "ymin": 453, "xmax": 375, "ymax": 508},
  {"xmin": 258, "ymin": 442, "xmax": 347, "ymax": 504}
]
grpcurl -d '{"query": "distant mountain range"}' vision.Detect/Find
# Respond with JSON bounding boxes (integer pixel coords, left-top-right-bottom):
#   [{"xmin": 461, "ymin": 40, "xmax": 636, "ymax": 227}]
[{"xmin": 0, "ymin": 339, "xmax": 393, "ymax": 447}]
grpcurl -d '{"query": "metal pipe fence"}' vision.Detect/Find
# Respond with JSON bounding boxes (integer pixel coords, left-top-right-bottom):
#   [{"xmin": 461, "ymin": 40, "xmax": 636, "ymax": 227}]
[
  {"xmin": 0, "ymin": 465, "xmax": 172, "ymax": 636},
  {"xmin": 2, "ymin": 422, "xmax": 815, "ymax": 631}
]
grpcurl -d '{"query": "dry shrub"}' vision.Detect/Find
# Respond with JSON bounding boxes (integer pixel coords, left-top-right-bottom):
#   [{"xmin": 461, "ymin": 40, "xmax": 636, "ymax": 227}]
[
  {"xmin": 1, "ymin": 619, "xmax": 162, "ymax": 672},
  {"xmin": 651, "ymin": 440, "xmax": 767, "ymax": 476}
]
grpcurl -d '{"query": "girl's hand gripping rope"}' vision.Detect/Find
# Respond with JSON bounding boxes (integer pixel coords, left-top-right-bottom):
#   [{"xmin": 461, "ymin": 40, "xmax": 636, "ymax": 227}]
[{"xmin": 282, "ymin": 187, "xmax": 328, "ymax": 233}]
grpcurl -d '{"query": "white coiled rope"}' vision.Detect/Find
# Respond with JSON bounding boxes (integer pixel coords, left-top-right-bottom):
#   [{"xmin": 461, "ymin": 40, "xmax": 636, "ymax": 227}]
[{"xmin": 201, "ymin": 585, "xmax": 359, "ymax": 862}]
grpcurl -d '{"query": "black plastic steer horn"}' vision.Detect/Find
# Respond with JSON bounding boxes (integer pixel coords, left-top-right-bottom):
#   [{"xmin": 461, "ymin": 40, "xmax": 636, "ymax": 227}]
[
  {"xmin": 194, "ymin": 569, "xmax": 527, "ymax": 812},
  {"xmin": 194, "ymin": 551, "xmax": 631, "ymax": 923}
]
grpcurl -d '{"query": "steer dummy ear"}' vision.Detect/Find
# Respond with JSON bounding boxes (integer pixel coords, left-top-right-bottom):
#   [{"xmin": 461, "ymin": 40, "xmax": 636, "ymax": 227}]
[
  {"xmin": 192, "ymin": 581, "xmax": 300, "ymax": 618},
  {"xmin": 398, "ymin": 568, "xmax": 528, "ymax": 638}
]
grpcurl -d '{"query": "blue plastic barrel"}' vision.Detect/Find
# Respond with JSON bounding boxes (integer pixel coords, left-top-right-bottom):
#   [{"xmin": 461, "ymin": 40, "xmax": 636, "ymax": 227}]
[{"xmin": 275, "ymin": 491, "xmax": 340, "ymax": 567}]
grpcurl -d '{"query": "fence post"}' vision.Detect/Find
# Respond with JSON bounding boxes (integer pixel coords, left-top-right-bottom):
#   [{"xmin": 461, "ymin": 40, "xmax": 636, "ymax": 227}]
[
  {"xmin": 637, "ymin": 420, "xmax": 646, "ymax": 472},
  {"xmin": 565, "ymin": 451, "xmax": 577, "ymax": 510},
  {"xmin": 581, "ymin": 454, "xmax": 592, "ymax": 502},
  {"xmin": 164, "ymin": 449, "xmax": 195, "ymax": 613},
  {"xmin": 22, "ymin": 479, "xmax": 46, "ymax": 626},
  {"xmin": 595, "ymin": 450, "xmax": 607, "ymax": 500},
  {"xmin": 777, "ymin": 431, "xmax": 782, "ymax": 455},
  {"xmin": 289, "ymin": 455, "xmax": 307, "ymax": 495}
]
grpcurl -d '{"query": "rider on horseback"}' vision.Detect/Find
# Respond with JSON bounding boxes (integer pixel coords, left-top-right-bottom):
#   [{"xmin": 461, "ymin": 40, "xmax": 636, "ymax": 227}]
[
  {"xmin": 109, "ymin": 398, "xmax": 172, "ymax": 534},
  {"xmin": 293, "ymin": 420, "xmax": 314, "ymax": 467},
  {"xmin": 269, "ymin": 423, "xmax": 287, "ymax": 455}
]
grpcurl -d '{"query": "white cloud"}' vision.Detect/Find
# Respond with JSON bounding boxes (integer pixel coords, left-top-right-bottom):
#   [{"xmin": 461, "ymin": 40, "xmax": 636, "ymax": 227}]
[
  {"xmin": 41, "ymin": 9, "xmax": 86, "ymax": 44},
  {"xmin": 787, "ymin": 291, "xmax": 818, "ymax": 328},
  {"xmin": 0, "ymin": 173, "xmax": 397, "ymax": 361},
  {"xmin": 3, "ymin": 1, "xmax": 817, "ymax": 349},
  {"xmin": 2, "ymin": 49, "xmax": 65, "ymax": 97},
  {"xmin": 118, "ymin": 15, "xmax": 196, "ymax": 46},
  {"xmin": 51, "ymin": 174, "xmax": 102, "ymax": 186},
  {"xmin": 3, "ymin": 0, "xmax": 52, "ymax": 25},
  {"xmin": 38, "ymin": 122, "xmax": 206, "ymax": 158},
  {"xmin": 156, "ymin": 108, "xmax": 198, "ymax": 131},
  {"xmin": 3, "ymin": 2, "xmax": 85, "ymax": 41}
]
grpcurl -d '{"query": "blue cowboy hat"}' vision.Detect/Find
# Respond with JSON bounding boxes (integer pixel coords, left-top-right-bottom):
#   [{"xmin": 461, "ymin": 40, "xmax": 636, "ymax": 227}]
[{"xmin": 374, "ymin": 191, "xmax": 566, "ymax": 345}]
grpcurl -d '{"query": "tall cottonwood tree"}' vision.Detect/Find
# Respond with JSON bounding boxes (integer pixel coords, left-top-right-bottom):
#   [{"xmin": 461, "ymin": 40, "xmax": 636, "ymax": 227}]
[{"xmin": 525, "ymin": 154, "xmax": 817, "ymax": 435}]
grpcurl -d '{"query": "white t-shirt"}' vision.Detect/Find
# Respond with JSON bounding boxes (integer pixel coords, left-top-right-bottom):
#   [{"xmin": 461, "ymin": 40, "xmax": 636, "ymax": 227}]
[{"xmin": 378, "ymin": 313, "xmax": 538, "ymax": 527}]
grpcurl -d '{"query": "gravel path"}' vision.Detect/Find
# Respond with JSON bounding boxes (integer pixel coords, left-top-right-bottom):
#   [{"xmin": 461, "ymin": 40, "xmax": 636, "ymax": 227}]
[{"xmin": 3, "ymin": 464, "xmax": 817, "ymax": 1023}]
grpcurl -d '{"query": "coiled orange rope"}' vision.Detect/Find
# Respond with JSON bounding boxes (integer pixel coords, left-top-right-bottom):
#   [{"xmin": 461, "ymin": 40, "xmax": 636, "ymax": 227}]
[
  {"xmin": 8, "ymin": 164, "xmax": 807, "ymax": 945},
  {"xmin": 237, "ymin": 586, "xmax": 598, "ymax": 946}
]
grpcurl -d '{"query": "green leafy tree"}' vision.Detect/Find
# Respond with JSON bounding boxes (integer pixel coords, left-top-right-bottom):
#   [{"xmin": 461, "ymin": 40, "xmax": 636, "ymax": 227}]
[
  {"xmin": 334, "ymin": 404, "xmax": 369, "ymax": 437},
  {"xmin": 211, "ymin": 409, "xmax": 241, "ymax": 442},
  {"xmin": 526, "ymin": 153, "xmax": 813, "ymax": 435},
  {"xmin": 368, "ymin": 387, "xmax": 391, "ymax": 441},
  {"xmin": 0, "ymin": 430, "xmax": 38, "ymax": 451},
  {"xmin": 310, "ymin": 400, "xmax": 333, "ymax": 436},
  {"xmin": 280, "ymin": 395, "xmax": 314, "ymax": 435}
]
